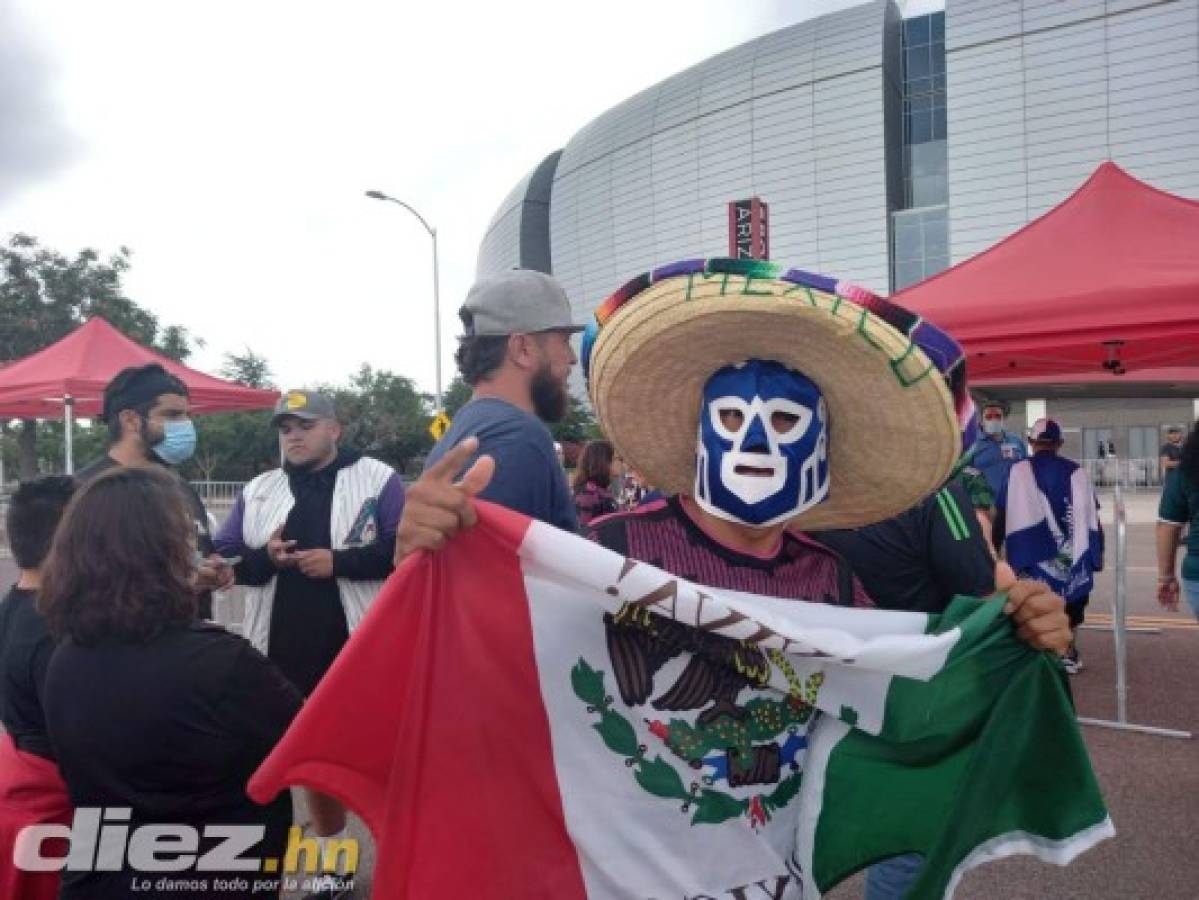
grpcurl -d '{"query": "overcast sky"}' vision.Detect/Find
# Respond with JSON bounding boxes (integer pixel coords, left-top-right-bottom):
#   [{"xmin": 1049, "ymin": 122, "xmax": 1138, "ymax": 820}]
[{"xmin": 0, "ymin": 0, "xmax": 929, "ymax": 397}]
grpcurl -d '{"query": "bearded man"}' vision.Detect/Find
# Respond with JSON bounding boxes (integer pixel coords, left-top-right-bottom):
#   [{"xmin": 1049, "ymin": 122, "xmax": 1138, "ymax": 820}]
[{"xmin": 420, "ymin": 269, "xmax": 584, "ymax": 535}]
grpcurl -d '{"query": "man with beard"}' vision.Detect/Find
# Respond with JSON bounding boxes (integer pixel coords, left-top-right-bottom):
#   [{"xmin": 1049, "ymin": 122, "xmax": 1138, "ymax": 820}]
[
  {"xmin": 419, "ymin": 269, "xmax": 582, "ymax": 536},
  {"xmin": 78, "ymin": 363, "xmax": 232, "ymax": 618}
]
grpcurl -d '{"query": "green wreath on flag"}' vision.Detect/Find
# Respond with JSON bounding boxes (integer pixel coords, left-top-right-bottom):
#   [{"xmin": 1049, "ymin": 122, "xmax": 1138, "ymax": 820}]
[{"xmin": 571, "ymin": 654, "xmax": 820, "ymax": 828}]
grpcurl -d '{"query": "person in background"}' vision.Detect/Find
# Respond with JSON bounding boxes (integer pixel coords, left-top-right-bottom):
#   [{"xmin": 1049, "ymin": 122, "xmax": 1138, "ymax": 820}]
[
  {"xmin": 39, "ymin": 467, "xmax": 343, "ymax": 899},
  {"xmin": 1160, "ymin": 425, "xmax": 1184, "ymax": 484},
  {"xmin": 0, "ymin": 476, "xmax": 76, "ymax": 900},
  {"xmin": 1157, "ymin": 420, "xmax": 1199, "ymax": 620},
  {"xmin": 215, "ymin": 390, "xmax": 403, "ymax": 698},
  {"xmin": 999, "ymin": 418, "xmax": 1103, "ymax": 674},
  {"xmin": 967, "ymin": 400, "xmax": 1027, "ymax": 509},
  {"xmin": 571, "ymin": 440, "xmax": 619, "ymax": 528},
  {"xmin": 77, "ymin": 363, "xmax": 232, "ymax": 618},
  {"xmin": 400, "ymin": 269, "xmax": 584, "ymax": 557}
]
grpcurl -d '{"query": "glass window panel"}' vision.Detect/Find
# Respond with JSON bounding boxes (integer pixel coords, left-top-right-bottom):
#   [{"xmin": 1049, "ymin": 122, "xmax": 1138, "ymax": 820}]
[
  {"xmin": 912, "ymin": 175, "xmax": 948, "ymax": 207},
  {"xmin": 908, "ymin": 94, "xmax": 932, "ymax": 114},
  {"xmin": 923, "ymin": 255, "xmax": 950, "ymax": 279},
  {"xmin": 906, "ymin": 47, "xmax": 931, "ymax": 80},
  {"xmin": 933, "ymin": 74, "xmax": 947, "ymax": 93},
  {"xmin": 904, "ymin": 16, "xmax": 931, "ymax": 46},
  {"xmin": 894, "ymin": 217, "xmax": 923, "ymax": 261},
  {"xmin": 932, "ymin": 112, "xmax": 947, "ymax": 141},
  {"xmin": 907, "ymin": 75, "xmax": 934, "ymax": 96},
  {"xmin": 932, "ymin": 43, "xmax": 946, "ymax": 74},
  {"xmin": 909, "ymin": 141, "xmax": 946, "ymax": 176},
  {"xmin": 931, "ymin": 13, "xmax": 945, "ymax": 43},
  {"xmin": 923, "ymin": 213, "xmax": 949, "ymax": 257},
  {"xmin": 894, "ymin": 260, "xmax": 925, "ymax": 290},
  {"xmin": 909, "ymin": 110, "xmax": 933, "ymax": 143}
]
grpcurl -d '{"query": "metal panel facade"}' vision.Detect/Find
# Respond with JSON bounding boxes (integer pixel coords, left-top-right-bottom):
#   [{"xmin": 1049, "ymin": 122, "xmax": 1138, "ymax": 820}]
[
  {"xmin": 947, "ymin": 0, "xmax": 1199, "ymax": 261},
  {"xmin": 480, "ymin": 0, "xmax": 1199, "ymax": 306},
  {"xmin": 548, "ymin": 0, "xmax": 893, "ymax": 321}
]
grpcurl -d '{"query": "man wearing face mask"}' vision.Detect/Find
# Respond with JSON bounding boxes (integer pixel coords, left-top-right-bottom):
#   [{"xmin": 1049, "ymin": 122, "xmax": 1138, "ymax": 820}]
[
  {"xmin": 967, "ymin": 400, "xmax": 1027, "ymax": 502},
  {"xmin": 78, "ymin": 364, "xmax": 231, "ymax": 618}
]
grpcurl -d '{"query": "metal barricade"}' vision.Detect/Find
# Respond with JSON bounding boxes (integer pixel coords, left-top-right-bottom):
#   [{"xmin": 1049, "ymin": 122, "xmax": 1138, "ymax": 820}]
[{"xmin": 1077, "ymin": 478, "xmax": 1191, "ymax": 739}]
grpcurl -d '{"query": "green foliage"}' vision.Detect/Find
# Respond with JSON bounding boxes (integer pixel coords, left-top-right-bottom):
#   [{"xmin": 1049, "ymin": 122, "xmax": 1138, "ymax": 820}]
[
  {"xmin": 184, "ymin": 411, "xmax": 279, "ymax": 482},
  {"xmin": 0, "ymin": 234, "xmax": 196, "ymax": 477},
  {"xmin": 549, "ymin": 394, "xmax": 601, "ymax": 444},
  {"xmin": 442, "ymin": 375, "xmax": 472, "ymax": 417},
  {"xmin": 220, "ymin": 349, "xmax": 275, "ymax": 390},
  {"xmin": 0, "ymin": 233, "xmax": 193, "ymax": 363},
  {"xmin": 331, "ymin": 365, "xmax": 434, "ymax": 476}
]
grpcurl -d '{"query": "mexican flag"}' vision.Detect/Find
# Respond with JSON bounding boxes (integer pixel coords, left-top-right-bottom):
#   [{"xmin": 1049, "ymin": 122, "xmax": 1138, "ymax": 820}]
[{"xmin": 249, "ymin": 502, "xmax": 1112, "ymax": 899}]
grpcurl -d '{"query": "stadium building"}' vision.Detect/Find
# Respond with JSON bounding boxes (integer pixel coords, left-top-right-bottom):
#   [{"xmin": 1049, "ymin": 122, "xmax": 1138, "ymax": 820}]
[{"xmin": 476, "ymin": 0, "xmax": 1199, "ymax": 476}]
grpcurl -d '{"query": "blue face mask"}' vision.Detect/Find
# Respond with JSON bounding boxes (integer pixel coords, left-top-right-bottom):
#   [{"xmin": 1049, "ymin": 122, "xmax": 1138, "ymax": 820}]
[
  {"xmin": 151, "ymin": 419, "xmax": 197, "ymax": 466},
  {"xmin": 694, "ymin": 360, "xmax": 829, "ymax": 527}
]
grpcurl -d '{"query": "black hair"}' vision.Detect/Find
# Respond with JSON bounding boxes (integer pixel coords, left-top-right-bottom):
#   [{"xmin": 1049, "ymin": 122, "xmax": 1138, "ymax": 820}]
[
  {"xmin": 455, "ymin": 335, "xmax": 510, "ymax": 386},
  {"xmin": 6, "ymin": 475, "xmax": 77, "ymax": 570},
  {"xmin": 1180, "ymin": 421, "xmax": 1199, "ymax": 485},
  {"xmin": 103, "ymin": 364, "xmax": 189, "ymax": 442}
]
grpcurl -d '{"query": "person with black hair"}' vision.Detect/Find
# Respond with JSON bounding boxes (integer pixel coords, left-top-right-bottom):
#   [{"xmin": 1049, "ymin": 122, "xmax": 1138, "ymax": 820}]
[
  {"xmin": 410, "ymin": 269, "xmax": 583, "ymax": 546},
  {"xmin": 0, "ymin": 476, "xmax": 76, "ymax": 900},
  {"xmin": 77, "ymin": 363, "xmax": 232, "ymax": 617},
  {"xmin": 0, "ymin": 476, "xmax": 76, "ymax": 760},
  {"xmin": 1157, "ymin": 420, "xmax": 1199, "ymax": 620}
]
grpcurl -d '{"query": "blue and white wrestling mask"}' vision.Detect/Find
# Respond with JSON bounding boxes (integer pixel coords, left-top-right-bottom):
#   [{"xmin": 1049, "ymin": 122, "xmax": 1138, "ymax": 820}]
[{"xmin": 694, "ymin": 359, "xmax": 830, "ymax": 527}]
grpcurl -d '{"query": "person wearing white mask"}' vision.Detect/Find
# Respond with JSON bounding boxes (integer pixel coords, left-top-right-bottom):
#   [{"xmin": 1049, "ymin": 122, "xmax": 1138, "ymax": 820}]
[
  {"xmin": 78, "ymin": 363, "xmax": 233, "ymax": 617},
  {"xmin": 966, "ymin": 400, "xmax": 1027, "ymax": 507}
]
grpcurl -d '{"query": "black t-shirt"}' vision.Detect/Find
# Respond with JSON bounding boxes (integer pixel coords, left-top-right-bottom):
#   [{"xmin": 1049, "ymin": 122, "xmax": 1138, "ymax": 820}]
[
  {"xmin": 44, "ymin": 622, "xmax": 302, "ymax": 899},
  {"xmin": 1161, "ymin": 442, "xmax": 1183, "ymax": 462},
  {"xmin": 77, "ymin": 454, "xmax": 217, "ymax": 618},
  {"xmin": 0, "ymin": 586, "xmax": 54, "ymax": 760},
  {"xmin": 811, "ymin": 481, "xmax": 996, "ymax": 614}
]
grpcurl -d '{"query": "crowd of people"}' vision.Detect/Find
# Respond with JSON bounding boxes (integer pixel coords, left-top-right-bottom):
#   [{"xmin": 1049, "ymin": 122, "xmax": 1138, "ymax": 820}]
[{"xmin": 0, "ymin": 257, "xmax": 1191, "ymax": 899}]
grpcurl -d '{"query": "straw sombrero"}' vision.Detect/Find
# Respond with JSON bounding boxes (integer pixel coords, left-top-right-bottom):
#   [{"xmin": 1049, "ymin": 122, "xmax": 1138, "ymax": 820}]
[{"xmin": 582, "ymin": 258, "xmax": 962, "ymax": 531}]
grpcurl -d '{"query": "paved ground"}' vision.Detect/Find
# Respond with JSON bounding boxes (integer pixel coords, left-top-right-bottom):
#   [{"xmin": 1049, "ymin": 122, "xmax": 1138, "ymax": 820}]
[{"xmin": 8, "ymin": 497, "xmax": 1195, "ymax": 898}]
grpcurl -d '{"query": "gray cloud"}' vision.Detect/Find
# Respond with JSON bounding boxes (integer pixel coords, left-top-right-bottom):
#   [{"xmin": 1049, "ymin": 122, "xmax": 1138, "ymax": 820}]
[{"xmin": 0, "ymin": 2, "xmax": 80, "ymax": 207}]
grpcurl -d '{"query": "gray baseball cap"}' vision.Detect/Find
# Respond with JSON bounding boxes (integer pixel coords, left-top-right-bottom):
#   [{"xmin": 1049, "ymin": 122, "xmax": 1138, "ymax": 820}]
[
  {"xmin": 460, "ymin": 269, "xmax": 584, "ymax": 336},
  {"xmin": 270, "ymin": 390, "xmax": 337, "ymax": 426}
]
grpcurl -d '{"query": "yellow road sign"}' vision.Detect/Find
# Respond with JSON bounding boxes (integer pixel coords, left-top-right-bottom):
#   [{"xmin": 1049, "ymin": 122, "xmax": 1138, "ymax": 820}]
[{"xmin": 429, "ymin": 410, "xmax": 452, "ymax": 441}]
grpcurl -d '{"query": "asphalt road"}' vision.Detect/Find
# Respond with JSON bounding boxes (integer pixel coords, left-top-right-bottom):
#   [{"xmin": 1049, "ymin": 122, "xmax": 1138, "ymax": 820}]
[{"xmin": 5, "ymin": 503, "xmax": 1194, "ymax": 898}]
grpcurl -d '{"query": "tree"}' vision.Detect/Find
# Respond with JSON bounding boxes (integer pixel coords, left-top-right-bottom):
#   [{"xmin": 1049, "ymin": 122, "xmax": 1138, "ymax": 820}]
[
  {"xmin": 185, "ymin": 411, "xmax": 279, "ymax": 483},
  {"xmin": 0, "ymin": 234, "xmax": 195, "ymax": 477},
  {"xmin": 443, "ymin": 375, "xmax": 472, "ymax": 417},
  {"xmin": 220, "ymin": 349, "xmax": 275, "ymax": 390},
  {"xmin": 550, "ymin": 394, "xmax": 601, "ymax": 445},
  {"xmin": 333, "ymin": 365, "xmax": 434, "ymax": 475}
]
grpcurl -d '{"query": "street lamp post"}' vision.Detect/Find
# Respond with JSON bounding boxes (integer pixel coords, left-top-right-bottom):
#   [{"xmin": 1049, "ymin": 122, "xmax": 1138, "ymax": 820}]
[{"xmin": 365, "ymin": 190, "xmax": 443, "ymax": 412}]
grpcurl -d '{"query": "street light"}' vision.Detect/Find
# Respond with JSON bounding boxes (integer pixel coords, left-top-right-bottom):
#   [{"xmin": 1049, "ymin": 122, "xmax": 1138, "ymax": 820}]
[{"xmin": 364, "ymin": 189, "xmax": 444, "ymax": 412}]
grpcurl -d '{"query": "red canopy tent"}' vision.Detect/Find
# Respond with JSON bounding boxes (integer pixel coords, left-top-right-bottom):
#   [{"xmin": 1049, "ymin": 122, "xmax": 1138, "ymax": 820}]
[
  {"xmin": 894, "ymin": 162, "xmax": 1199, "ymax": 381},
  {"xmin": 0, "ymin": 317, "xmax": 278, "ymax": 472}
]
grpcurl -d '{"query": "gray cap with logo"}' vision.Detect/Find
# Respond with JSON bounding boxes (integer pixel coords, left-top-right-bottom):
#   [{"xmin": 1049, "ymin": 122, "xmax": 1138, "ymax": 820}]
[
  {"xmin": 460, "ymin": 269, "xmax": 584, "ymax": 336},
  {"xmin": 270, "ymin": 390, "xmax": 337, "ymax": 426}
]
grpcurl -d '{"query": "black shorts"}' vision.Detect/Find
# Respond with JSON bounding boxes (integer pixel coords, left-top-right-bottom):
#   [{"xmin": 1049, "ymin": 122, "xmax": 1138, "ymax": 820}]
[{"xmin": 1067, "ymin": 595, "xmax": 1089, "ymax": 629}]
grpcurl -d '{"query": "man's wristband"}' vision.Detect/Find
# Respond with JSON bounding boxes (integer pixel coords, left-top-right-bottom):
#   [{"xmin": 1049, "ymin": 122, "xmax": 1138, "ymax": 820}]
[{"xmin": 1158, "ymin": 574, "xmax": 1178, "ymax": 583}]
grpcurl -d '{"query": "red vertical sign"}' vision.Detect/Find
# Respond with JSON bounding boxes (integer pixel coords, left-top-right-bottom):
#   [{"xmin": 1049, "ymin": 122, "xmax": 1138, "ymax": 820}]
[{"xmin": 728, "ymin": 198, "xmax": 770, "ymax": 259}]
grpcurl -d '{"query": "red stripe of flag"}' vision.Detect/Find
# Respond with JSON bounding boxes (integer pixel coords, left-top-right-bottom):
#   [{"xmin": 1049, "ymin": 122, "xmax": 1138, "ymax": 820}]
[{"xmin": 248, "ymin": 503, "xmax": 586, "ymax": 899}]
